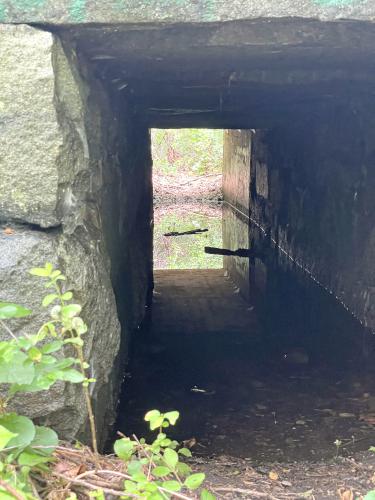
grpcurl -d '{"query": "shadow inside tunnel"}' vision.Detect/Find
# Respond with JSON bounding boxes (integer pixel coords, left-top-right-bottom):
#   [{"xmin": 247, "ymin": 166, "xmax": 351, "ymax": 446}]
[{"xmin": 115, "ymin": 266, "xmax": 374, "ymax": 463}]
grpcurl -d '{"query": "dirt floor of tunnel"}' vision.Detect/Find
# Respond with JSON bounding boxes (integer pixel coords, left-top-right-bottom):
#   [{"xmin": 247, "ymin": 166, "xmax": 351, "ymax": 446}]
[{"xmin": 116, "ymin": 269, "xmax": 375, "ymax": 497}]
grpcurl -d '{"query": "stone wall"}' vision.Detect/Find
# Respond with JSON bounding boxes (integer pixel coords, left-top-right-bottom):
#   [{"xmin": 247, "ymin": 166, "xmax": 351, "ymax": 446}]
[
  {"xmin": 0, "ymin": 0, "xmax": 374, "ymax": 24},
  {"xmin": 249, "ymin": 99, "xmax": 375, "ymax": 333},
  {"xmin": 222, "ymin": 111, "xmax": 375, "ymax": 345},
  {"xmin": 0, "ymin": 24, "xmax": 152, "ymax": 443}
]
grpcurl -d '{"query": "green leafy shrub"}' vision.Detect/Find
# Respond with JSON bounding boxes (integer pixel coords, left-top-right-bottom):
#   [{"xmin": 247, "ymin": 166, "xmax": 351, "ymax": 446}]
[
  {"xmin": 0, "ymin": 262, "xmax": 95, "ymax": 498},
  {"xmin": 113, "ymin": 409, "xmax": 214, "ymax": 499}
]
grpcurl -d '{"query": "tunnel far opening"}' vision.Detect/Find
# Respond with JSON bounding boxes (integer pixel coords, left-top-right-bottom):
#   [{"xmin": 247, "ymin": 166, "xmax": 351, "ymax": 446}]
[{"xmin": 152, "ymin": 127, "xmax": 224, "ymax": 271}]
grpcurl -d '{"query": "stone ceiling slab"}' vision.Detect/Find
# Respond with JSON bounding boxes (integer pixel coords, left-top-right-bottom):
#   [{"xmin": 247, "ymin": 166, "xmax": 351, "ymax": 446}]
[{"xmin": 0, "ymin": 0, "xmax": 374, "ymax": 25}]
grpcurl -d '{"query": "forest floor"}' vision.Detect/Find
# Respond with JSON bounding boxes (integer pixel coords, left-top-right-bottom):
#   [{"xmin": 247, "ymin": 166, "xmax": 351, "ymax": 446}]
[
  {"xmin": 153, "ymin": 172, "xmax": 222, "ymax": 206},
  {"xmin": 44, "ymin": 444, "xmax": 375, "ymax": 500},
  {"xmin": 192, "ymin": 451, "xmax": 375, "ymax": 499}
]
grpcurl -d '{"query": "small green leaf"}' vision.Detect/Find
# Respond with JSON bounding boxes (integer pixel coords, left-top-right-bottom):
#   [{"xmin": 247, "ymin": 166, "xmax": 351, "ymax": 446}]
[
  {"xmin": 147, "ymin": 493, "xmax": 163, "ymax": 500},
  {"xmin": 144, "ymin": 483, "xmax": 158, "ymax": 494},
  {"xmin": 62, "ymin": 291, "xmax": 73, "ymax": 301},
  {"xmin": 64, "ymin": 337, "xmax": 84, "ymax": 347},
  {"xmin": 46, "ymin": 323, "xmax": 57, "ymax": 337},
  {"xmin": 124, "ymin": 480, "xmax": 138, "ymax": 493},
  {"xmin": 114, "ymin": 438, "xmax": 135, "ymax": 461},
  {"xmin": 41, "ymin": 341, "xmax": 63, "ymax": 354},
  {"xmin": 72, "ymin": 317, "xmax": 87, "ymax": 334},
  {"xmin": 42, "ymin": 294, "xmax": 58, "ymax": 307},
  {"xmin": 0, "ymin": 414, "xmax": 35, "ymax": 449},
  {"xmin": 145, "ymin": 410, "xmax": 161, "ymax": 422},
  {"xmin": 162, "ymin": 480, "xmax": 181, "ymax": 492},
  {"xmin": 0, "ymin": 302, "xmax": 32, "ymax": 319},
  {"xmin": 29, "ymin": 267, "xmax": 50, "ymax": 277},
  {"xmin": 55, "ymin": 275, "xmax": 66, "ymax": 281},
  {"xmin": 0, "ymin": 424, "xmax": 17, "ymax": 450},
  {"xmin": 89, "ymin": 490, "xmax": 105, "ymax": 500},
  {"xmin": 18, "ymin": 450, "xmax": 51, "ymax": 466},
  {"xmin": 163, "ymin": 448, "xmax": 178, "ymax": 470},
  {"xmin": 17, "ymin": 338, "xmax": 33, "ymax": 350},
  {"xmin": 54, "ymin": 358, "xmax": 76, "ymax": 370},
  {"xmin": 0, "ymin": 341, "xmax": 16, "ymax": 355},
  {"xmin": 200, "ymin": 489, "xmax": 216, "ymax": 500},
  {"xmin": 50, "ymin": 305, "xmax": 61, "ymax": 319},
  {"xmin": 61, "ymin": 304, "xmax": 81, "ymax": 318},
  {"xmin": 369, "ymin": 446, "xmax": 375, "ymax": 453},
  {"xmin": 153, "ymin": 466, "xmax": 170, "ymax": 477},
  {"xmin": 184, "ymin": 473, "xmax": 205, "ymax": 490},
  {"xmin": 45, "ymin": 262, "xmax": 54, "ymax": 274},
  {"xmin": 178, "ymin": 447, "xmax": 192, "ymax": 457},
  {"xmin": 0, "ymin": 351, "xmax": 35, "ymax": 384},
  {"xmin": 131, "ymin": 472, "xmax": 147, "ymax": 483},
  {"xmin": 164, "ymin": 411, "xmax": 179, "ymax": 425},
  {"xmin": 127, "ymin": 460, "xmax": 142, "ymax": 475},
  {"xmin": 176, "ymin": 462, "xmax": 192, "ymax": 477},
  {"xmin": 150, "ymin": 416, "xmax": 164, "ymax": 430},
  {"xmin": 58, "ymin": 369, "xmax": 85, "ymax": 383},
  {"xmin": 29, "ymin": 426, "xmax": 58, "ymax": 456},
  {"xmin": 28, "ymin": 346, "xmax": 42, "ymax": 362}
]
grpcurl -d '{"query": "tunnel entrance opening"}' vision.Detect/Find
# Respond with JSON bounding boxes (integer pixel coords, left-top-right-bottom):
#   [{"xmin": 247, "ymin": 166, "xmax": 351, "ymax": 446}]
[{"xmin": 50, "ymin": 20, "xmax": 375, "ymax": 470}]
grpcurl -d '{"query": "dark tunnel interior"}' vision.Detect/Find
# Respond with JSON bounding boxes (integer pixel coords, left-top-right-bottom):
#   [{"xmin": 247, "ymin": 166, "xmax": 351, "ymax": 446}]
[{"xmin": 54, "ymin": 19, "xmax": 375, "ymax": 460}]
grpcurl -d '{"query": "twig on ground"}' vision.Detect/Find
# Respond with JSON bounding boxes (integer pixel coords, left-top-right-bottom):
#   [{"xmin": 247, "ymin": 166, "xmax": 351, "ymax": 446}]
[
  {"xmin": 0, "ymin": 478, "xmax": 26, "ymax": 500},
  {"xmin": 51, "ymin": 471, "xmax": 130, "ymax": 497}
]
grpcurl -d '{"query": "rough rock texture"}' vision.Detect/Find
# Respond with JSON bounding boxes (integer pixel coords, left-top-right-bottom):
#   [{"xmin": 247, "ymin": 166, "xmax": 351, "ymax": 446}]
[
  {"xmin": 0, "ymin": 0, "xmax": 374, "ymax": 24},
  {"xmin": 0, "ymin": 25, "xmax": 61, "ymax": 227},
  {"xmin": 0, "ymin": 24, "xmax": 153, "ymax": 443},
  {"xmin": 0, "ymin": 23, "xmax": 111, "ymax": 230},
  {"xmin": 0, "ymin": 227, "xmax": 120, "ymax": 441}
]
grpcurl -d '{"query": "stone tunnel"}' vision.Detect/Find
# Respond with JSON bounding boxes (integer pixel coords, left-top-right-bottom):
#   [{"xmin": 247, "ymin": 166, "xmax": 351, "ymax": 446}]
[{"xmin": 0, "ymin": 1, "xmax": 375, "ymax": 449}]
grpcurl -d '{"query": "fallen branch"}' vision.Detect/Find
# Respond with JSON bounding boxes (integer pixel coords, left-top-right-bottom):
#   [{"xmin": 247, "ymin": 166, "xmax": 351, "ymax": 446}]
[
  {"xmin": 164, "ymin": 228, "xmax": 208, "ymax": 237},
  {"xmin": 51, "ymin": 471, "xmax": 129, "ymax": 497}
]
